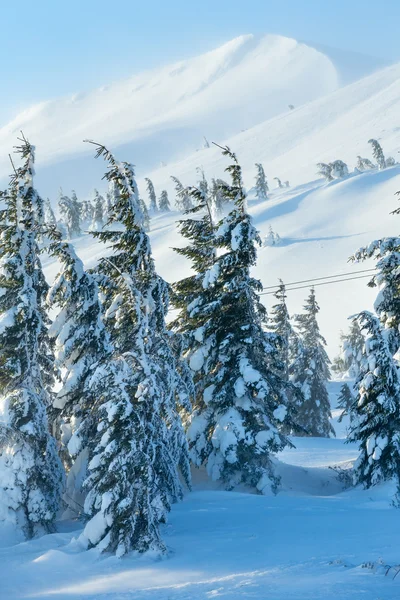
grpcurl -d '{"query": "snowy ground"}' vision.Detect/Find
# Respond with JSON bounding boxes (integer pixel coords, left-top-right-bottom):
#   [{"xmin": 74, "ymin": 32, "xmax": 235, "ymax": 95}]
[{"xmin": 1, "ymin": 382, "xmax": 399, "ymax": 600}]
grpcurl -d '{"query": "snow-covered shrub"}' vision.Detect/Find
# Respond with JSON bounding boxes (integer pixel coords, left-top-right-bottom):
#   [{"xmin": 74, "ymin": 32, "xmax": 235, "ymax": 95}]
[{"xmin": 263, "ymin": 225, "xmax": 281, "ymax": 247}]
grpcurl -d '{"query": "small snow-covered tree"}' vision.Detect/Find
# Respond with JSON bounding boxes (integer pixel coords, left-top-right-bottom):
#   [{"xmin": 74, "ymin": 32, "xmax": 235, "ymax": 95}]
[
  {"xmin": 348, "ymin": 311, "xmax": 400, "ymax": 492},
  {"xmin": 90, "ymin": 189, "xmax": 104, "ymax": 232},
  {"xmin": 80, "ymin": 200, "xmax": 94, "ymax": 228},
  {"xmin": 145, "ymin": 177, "xmax": 158, "ymax": 213},
  {"xmin": 274, "ymin": 177, "xmax": 284, "ymax": 189},
  {"xmin": 263, "ymin": 225, "xmax": 281, "ymax": 247},
  {"xmin": 333, "ymin": 320, "xmax": 365, "ymax": 378},
  {"xmin": 356, "ymin": 155, "xmax": 375, "ymax": 171},
  {"xmin": 270, "ymin": 281, "xmax": 293, "ymax": 380},
  {"xmin": 337, "ymin": 382, "xmax": 354, "ymax": 424},
  {"xmin": 171, "ymin": 176, "xmax": 192, "ymax": 211},
  {"xmin": 0, "ymin": 138, "xmax": 63, "ymax": 537},
  {"xmin": 159, "ymin": 189, "xmax": 170, "ymax": 212},
  {"xmin": 185, "ymin": 146, "xmax": 293, "ymax": 493},
  {"xmin": 330, "ymin": 160, "xmax": 349, "ymax": 179},
  {"xmin": 291, "ymin": 288, "xmax": 334, "ymax": 437},
  {"xmin": 317, "ymin": 162, "xmax": 333, "ymax": 182},
  {"xmin": 210, "ymin": 178, "xmax": 228, "ymax": 215},
  {"xmin": 59, "ymin": 192, "xmax": 81, "ymax": 238},
  {"xmin": 44, "ymin": 198, "xmax": 57, "ymax": 227},
  {"xmin": 368, "ymin": 139, "xmax": 386, "ymax": 170},
  {"xmin": 255, "ymin": 163, "xmax": 269, "ymax": 201},
  {"xmin": 387, "ymin": 156, "xmax": 396, "ymax": 167}
]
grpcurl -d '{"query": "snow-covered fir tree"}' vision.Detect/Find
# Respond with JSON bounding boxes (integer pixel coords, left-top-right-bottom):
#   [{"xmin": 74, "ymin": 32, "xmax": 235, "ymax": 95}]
[
  {"xmin": 351, "ymin": 236, "xmax": 400, "ymax": 356},
  {"xmin": 139, "ymin": 197, "xmax": 150, "ymax": 231},
  {"xmin": 159, "ymin": 189, "xmax": 170, "ymax": 212},
  {"xmin": 210, "ymin": 178, "xmax": 228, "ymax": 215},
  {"xmin": 80, "ymin": 200, "xmax": 94, "ymax": 228},
  {"xmin": 255, "ymin": 163, "xmax": 269, "ymax": 201},
  {"xmin": 337, "ymin": 382, "xmax": 354, "ymax": 424},
  {"xmin": 368, "ymin": 139, "xmax": 386, "ymax": 170},
  {"xmin": 269, "ymin": 281, "xmax": 293, "ymax": 380},
  {"xmin": 184, "ymin": 146, "xmax": 293, "ymax": 493},
  {"xmin": 90, "ymin": 189, "xmax": 104, "ymax": 232},
  {"xmin": 59, "ymin": 191, "xmax": 81, "ymax": 238},
  {"xmin": 348, "ymin": 311, "xmax": 400, "ymax": 493},
  {"xmin": 387, "ymin": 156, "xmax": 396, "ymax": 167},
  {"xmin": 330, "ymin": 160, "xmax": 349, "ymax": 179},
  {"xmin": 333, "ymin": 320, "xmax": 365, "ymax": 378},
  {"xmin": 44, "ymin": 198, "xmax": 57, "ymax": 228},
  {"xmin": 171, "ymin": 176, "xmax": 193, "ymax": 211},
  {"xmin": 274, "ymin": 177, "xmax": 284, "ymax": 189},
  {"xmin": 0, "ymin": 138, "xmax": 64, "ymax": 537},
  {"xmin": 317, "ymin": 162, "xmax": 333, "ymax": 182},
  {"xmin": 85, "ymin": 141, "xmax": 192, "ymax": 532},
  {"xmin": 356, "ymin": 155, "xmax": 375, "ymax": 171},
  {"xmin": 145, "ymin": 177, "xmax": 158, "ymax": 213},
  {"xmin": 46, "ymin": 242, "xmax": 111, "ymax": 463},
  {"xmin": 263, "ymin": 225, "xmax": 281, "ymax": 246},
  {"xmin": 290, "ymin": 288, "xmax": 334, "ymax": 437}
]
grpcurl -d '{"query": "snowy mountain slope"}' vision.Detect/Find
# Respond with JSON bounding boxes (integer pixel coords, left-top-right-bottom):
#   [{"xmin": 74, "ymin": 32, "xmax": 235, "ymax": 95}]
[
  {"xmin": 49, "ymin": 165, "xmax": 400, "ymax": 359},
  {"xmin": 0, "ymin": 34, "xmax": 342, "ymax": 195},
  {"xmin": 143, "ymin": 60, "xmax": 400, "ymax": 196}
]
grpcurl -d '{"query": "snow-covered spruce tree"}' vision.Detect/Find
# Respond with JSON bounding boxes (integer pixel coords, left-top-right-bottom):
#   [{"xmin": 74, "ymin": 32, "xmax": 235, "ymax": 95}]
[
  {"xmin": 185, "ymin": 145, "xmax": 293, "ymax": 493},
  {"xmin": 351, "ymin": 236, "xmax": 400, "ymax": 356},
  {"xmin": 330, "ymin": 160, "xmax": 349, "ymax": 179},
  {"xmin": 348, "ymin": 311, "xmax": 400, "ymax": 492},
  {"xmin": 337, "ymin": 382, "xmax": 354, "ymax": 424},
  {"xmin": 46, "ymin": 242, "xmax": 111, "ymax": 460},
  {"xmin": 59, "ymin": 191, "xmax": 81, "ymax": 238},
  {"xmin": 139, "ymin": 197, "xmax": 150, "ymax": 231},
  {"xmin": 45, "ymin": 238, "xmax": 167, "ymax": 556},
  {"xmin": 0, "ymin": 138, "xmax": 63, "ymax": 537},
  {"xmin": 317, "ymin": 162, "xmax": 333, "ymax": 182},
  {"xmin": 44, "ymin": 198, "xmax": 57, "ymax": 227},
  {"xmin": 332, "ymin": 320, "xmax": 365, "ymax": 378},
  {"xmin": 291, "ymin": 288, "xmax": 334, "ymax": 437},
  {"xmin": 145, "ymin": 177, "xmax": 158, "ymax": 213},
  {"xmin": 171, "ymin": 176, "xmax": 193, "ymax": 211},
  {"xmin": 170, "ymin": 183, "xmax": 217, "ymax": 408},
  {"xmin": 263, "ymin": 225, "xmax": 281, "ymax": 247},
  {"xmin": 368, "ymin": 139, "xmax": 386, "ymax": 170},
  {"xmin": 269, "ymin": 281, "xmax": 293, "ymax": 380},
  {"xmin": 210, "ymin": 178, "xmax": 228, "ymax": 215},
  {"xmin": 274, "ymin": 177, "xmax": 284, "ymax": 189},
  {"xmin": 159, "ymin": 189, "xmax": 170, "ymax": 212},
  {"xmin": 387, "ymin": 156, "xmax": 397, "ymax": 167},
  {"xmin": 255, "ymin": 163, "xmax": 269, "ymax": 201},
  {"xmin": 90, "ymin": 189, "xmax": 104, "ymax": 232},
  {"xmin": 86, "ymin": 140, "xmax": 192, "ymax": 516},
  {"xmin": 80, "ymin": 200, "xmax": 94, "ymax": 228},
  {"xmin": 356, "ymin": 155, "xmax": 375, "ymax": 172}
]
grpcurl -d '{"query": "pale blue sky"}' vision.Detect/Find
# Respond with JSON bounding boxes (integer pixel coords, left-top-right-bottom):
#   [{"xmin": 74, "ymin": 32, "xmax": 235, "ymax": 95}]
[{"xmin": 2, "ymin": 0, "xmax": 399, "ymax": 120}]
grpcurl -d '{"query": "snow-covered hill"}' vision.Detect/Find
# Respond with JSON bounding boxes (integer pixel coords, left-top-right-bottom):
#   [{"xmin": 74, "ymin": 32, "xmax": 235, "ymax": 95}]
[{"xmin": 0, "ymin": 33, "xmax": 384, "ymax": 198}]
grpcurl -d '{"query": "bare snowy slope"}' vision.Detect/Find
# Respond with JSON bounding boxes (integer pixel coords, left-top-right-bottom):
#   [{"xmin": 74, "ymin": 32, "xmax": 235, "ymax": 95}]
[{"xmin": 0, "ymin": 34, "xmax": 341, "ymax": 193}]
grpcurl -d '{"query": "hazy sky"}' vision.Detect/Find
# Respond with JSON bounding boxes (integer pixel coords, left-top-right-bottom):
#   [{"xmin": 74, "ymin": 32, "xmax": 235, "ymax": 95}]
[{"xmin": 2, "ymin": 0, "xmax": 399, "ymax": 120}]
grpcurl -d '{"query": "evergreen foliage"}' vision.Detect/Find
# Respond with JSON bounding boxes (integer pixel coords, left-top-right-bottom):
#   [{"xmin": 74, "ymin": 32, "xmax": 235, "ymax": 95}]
[
  {"xmin": 333, "ymin": 320, "xmax": 365, "ymax": 378},
  {"xmin": 348, "ymin": 311, "xmax": 400, "ymax": 491},
  {"xmin": 159, "ymin": 190, "xmax": 170, "ymax": 212},
  {"xmin": 59, "ymin": 191, "xmax": 81, "ymax": 238},
  {"xmin": 90, "ymin": 189, "xmax": 104, "ymax": 232},
  {"xmin": 44, "ymin": 198, "xmax": 57, "ymax": 227},
  {"xmin": 317, "ymin": 162, "xmax": 333, "ymax": 182},
  {"xmin": 183, "ymin": 146, "xmax": 292, "ymax": 493},
  {"xmin": 171, "ymin": 176, "xmax": 193, "ymax": 211},
  {"xmin": 0, "ymin": 138, "xmax": 64, "ymax": 537},
  {"xmin": 145, "ymin": 178, "xmax": 158, "ymax": 213},
  {"xmin": 290, "ymin": 288, "xmax": 334, "ymax": 437},
  {"xmin": 255, "ymin": 163, "xmax": 269, "ymax": 200},
  {"xmin": 368, "ymin": 139, "xmax": 386, "ymax": 170},
  {"xmin": 356, "ymin": 155, "xmax": 375, "ymax": 171},
  {"xmin": 81, "ymin": 140, "xmax": 192, "ymax": 550},
  {"xmin": 337, "ymin": 382, "xmax": 354, "ymax": 424},
  {"xmin": 269, "ymin": 281, "xmax": 292, "ymax": 380}
]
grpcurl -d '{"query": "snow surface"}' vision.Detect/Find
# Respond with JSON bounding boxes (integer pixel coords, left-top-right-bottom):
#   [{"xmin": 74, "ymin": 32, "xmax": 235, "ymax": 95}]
[{"xmin": 1, "ymin": 382, "xmax": 399, "ymax": 599}]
